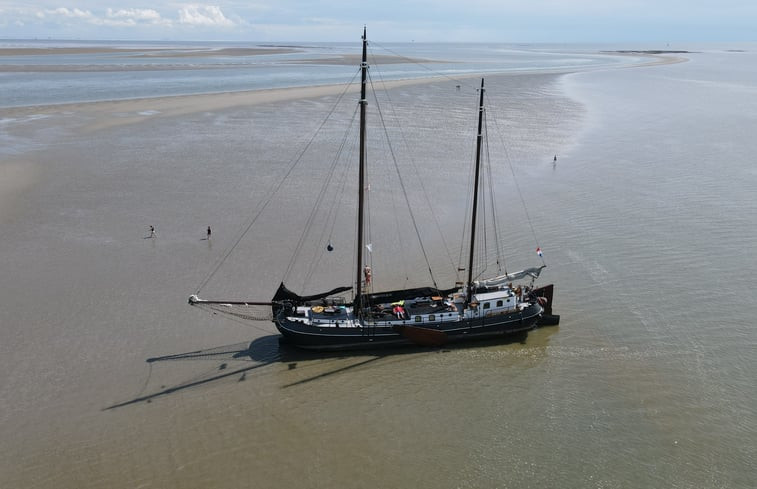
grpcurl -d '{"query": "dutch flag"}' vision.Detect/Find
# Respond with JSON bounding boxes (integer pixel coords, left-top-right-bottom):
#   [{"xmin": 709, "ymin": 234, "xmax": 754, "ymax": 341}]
[{"xmin": 536, "ymin": 247, "xmax": 543, "ymax": 257}]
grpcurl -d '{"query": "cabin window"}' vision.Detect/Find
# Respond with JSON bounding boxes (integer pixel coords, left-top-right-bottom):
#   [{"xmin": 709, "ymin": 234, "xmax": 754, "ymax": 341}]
[
  {"xmin": 415, "ymin": 316, "xmax": 422, "ymax": 322},
  {"xmin": 483, "ymin": 302, "xmax": 491, "ymax": 310},
  {"xmin": 428, "ymin": 314, "xmax": 435, "ymax": 321},
  {"xmin": 496, "ymin": 300, "xmax": 503, "ymax": 307}
]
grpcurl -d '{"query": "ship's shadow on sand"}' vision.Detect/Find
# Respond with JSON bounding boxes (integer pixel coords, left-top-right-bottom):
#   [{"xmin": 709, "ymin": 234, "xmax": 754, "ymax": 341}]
[{"xmin": 104, "ymin": 332, "xmax": 532, "ymax": 411}]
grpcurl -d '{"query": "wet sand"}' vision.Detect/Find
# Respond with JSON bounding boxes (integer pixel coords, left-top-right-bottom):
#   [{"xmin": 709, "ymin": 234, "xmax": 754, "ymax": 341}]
[
  {"xmin": 1, "ymin": 75, "xmax": 472, "ymax": 134},
  {"xmin": 1, "ymin": 78, "xmax": 447, "ymax": 218},
  {"xmin": 0, "ymin": 162, "xmax": 40, "ymax": 221}
]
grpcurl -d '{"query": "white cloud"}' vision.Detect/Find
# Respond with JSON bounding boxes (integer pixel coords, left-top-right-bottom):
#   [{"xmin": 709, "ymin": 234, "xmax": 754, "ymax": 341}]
[
  {"xmin": 36, "ymin": 6, "xmax": 170, "ymax": 27},
  {"xmin": 177, "ymin": 5, "xmax": 234, "ymax": 27},
  {"xmin": 48, "ymin": 7, "xmax": 96, "ymax": 20},
  {"xmin": 0, "ymin": 1, "xmax": 754, "ymax": 41},
  {"xmin": 107, "ymin": 8, "xmax": 162, "ymax": 22},
  {"xmin": 0, "ymin": 4, "xmax": 236, "ymax": 32},
  {"xmin": 102, "ymin": 8, "xmax": 170, "ymax": 27}
]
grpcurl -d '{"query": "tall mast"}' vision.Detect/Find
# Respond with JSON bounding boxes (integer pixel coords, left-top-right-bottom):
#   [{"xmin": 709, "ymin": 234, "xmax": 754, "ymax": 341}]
[
  {"xmin": 354, "ymin": 26, "xmax": 368, "ymax": 314},
  {"xmin": 466, "ymin": 78, "xmax": 485, "ymax": 302}
]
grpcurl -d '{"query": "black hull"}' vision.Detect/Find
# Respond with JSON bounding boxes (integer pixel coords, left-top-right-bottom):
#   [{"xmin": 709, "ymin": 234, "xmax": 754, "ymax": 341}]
[
  {"xmin": 537, "ymin": 314, "xmax": 560, "ymax": 326},
  {"xmin": 531, "ymin": 284, "xmax": 560, "ymax": 327},
  {"xmin": 275, "ymin": 303, "xmax": 543, "ymax": 351}
]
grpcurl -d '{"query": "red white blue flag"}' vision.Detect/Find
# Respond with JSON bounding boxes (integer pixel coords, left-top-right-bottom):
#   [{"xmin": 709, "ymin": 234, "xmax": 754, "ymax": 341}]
[{"xmin": 536, "ymin": 247, "xmax": 543, "ymax": 257}]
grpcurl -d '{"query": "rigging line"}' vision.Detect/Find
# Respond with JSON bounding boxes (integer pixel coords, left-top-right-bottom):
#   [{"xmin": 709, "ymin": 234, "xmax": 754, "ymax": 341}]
[
  {"xmin": 483, "ymin": 91, "xmax": 547, "ymax": 267},
  {"xmin": 364, "ymin": 137, "xmax": 373, "ymax": 274},
  {"xmin": 368, "ymin": 47, "xmax": 459, "ymax": 280},
  {"xmin": 193, "ymin": 68, "xmax": 362, "ymax": 295},
  {"xmin": 300, "ymin": 109, "xmax": 360, "ymax": 291},
  {"xmin": 366, "ymin": 53, "xmax": 413, "ymax": 284},
  {"xmin": 476, "ymin": 143, "xmax": 488, "ymax": 283},
  {"xmin": 473, "ymin": 116, "xmax": 487, "ymax": 282},
  {"xmin": 192, "ymin": 303, "xmax": 275, "ymax": 334},
  {"xmin": 328, "ymin": 149, "xmax": 355, "ymax": 242},
  {"xmin": 365, "ymin": 152, "xmax": 376, "ymax": 292},
  {"xmin": 324, "ymin": 134, "xmax": 358, "ymax": 244},
  {"xmin": 368, "ymin": 70, "xmax": 439, "ymax": 290},
  {"xmin": 302, "ymin": 119, "xmax": 357, "ymax": 290},
  {"xmin": 482, "ymin": 166, "xmax": 489, "ymax": 278},
  {"xmin": 284, "ymin": 81, "xmax": 363, "ymax": 283},
  {"xmin": 478, "ymin": 110, "xmax": 489, "ymax": 276},
  {"xmin": 483, "ymin": 109, "xmax": 506, "ymax": 275},
  {"xmin": 458, "ymin": 86, "xmax": 483, "ymax": 276},
  {"xmin": 369, "ymin": 41, "xmax": 479, "ymax": 90},
  {"xmin": 288, "ymin": 104, "xmax": 361, "ymax": 288},
  {"xmin": 386, "ymin": 137, "xmax": 412, "ymax": 283}
]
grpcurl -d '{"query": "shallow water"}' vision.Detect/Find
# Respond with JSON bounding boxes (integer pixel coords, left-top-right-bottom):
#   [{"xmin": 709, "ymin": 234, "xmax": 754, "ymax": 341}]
[
  {"xmin": 0, "ymin": 40, "xmax": 642, "ymax": 108},
  {"xmin": 0, "ymin": 46, "xmax": 756, "ymax": 488}
]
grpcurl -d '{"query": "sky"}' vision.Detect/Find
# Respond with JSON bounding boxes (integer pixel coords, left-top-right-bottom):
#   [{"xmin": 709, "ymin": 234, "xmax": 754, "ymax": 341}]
[{"xmin": 0, "ymin": 1, "xmax": 755, "ymax": 43}]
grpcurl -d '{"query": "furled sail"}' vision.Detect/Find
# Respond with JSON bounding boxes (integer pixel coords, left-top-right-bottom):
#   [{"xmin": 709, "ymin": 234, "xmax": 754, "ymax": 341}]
[{"xmin": 473, "ymin": 266, "xmax": 546, "ymax": 289}]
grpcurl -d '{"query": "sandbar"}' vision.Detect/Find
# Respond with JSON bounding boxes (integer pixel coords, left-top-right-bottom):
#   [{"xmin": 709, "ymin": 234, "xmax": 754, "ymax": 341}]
[
  {"xmin": 289, "ymin": 53, "xmax": 439, "ymax": 65},
  {"xmin": 1, "ymin": 75, "xmax": 467, "ymax": 134},
  {"xmin": 0, "ymin": 46, "xmax": 299, "ymax": 57}
]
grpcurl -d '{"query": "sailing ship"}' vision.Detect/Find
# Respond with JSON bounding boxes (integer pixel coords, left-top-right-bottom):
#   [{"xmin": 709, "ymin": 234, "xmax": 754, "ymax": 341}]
[{"xmin": 189, "ymin": 28, "xmax": 558, "ymax": 350}]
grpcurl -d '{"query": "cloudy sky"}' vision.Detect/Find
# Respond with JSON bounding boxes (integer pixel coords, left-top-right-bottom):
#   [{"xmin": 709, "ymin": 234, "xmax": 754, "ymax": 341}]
[{"xmin": 0, "ymin": 1, "xmax": 754, "ymax": 42}]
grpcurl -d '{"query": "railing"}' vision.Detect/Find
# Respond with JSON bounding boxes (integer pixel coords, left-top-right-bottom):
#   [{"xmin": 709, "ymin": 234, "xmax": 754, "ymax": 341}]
[{"xmin": 365, "ymin": 310, "xmax": 462, "ymax": 327}]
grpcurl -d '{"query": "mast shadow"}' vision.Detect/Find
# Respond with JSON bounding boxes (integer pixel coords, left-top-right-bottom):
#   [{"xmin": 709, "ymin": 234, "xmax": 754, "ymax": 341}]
[
  {"xmin": 103, "ymin": 335, "xmax": 281, "ymax": 411},
  {"xmin": 104, "ymin": 330, "xmax": 539, "ymax": 410}
]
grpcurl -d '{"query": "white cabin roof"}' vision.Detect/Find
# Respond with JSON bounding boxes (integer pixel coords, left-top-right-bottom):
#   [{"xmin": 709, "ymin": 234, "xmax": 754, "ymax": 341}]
[{"xmin": 473, "ymin": 290, "xmax": 513, "ymax": 302}]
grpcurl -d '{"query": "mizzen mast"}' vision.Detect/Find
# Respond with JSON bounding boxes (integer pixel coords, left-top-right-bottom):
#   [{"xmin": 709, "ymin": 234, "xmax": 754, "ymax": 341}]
[
  {"xmin": 354, "ymin": 26, "xmax": 369, "ymax": 315},
  {"xmin": 466, "ymin": 78, "xmax": 486, "ymax": 302}
]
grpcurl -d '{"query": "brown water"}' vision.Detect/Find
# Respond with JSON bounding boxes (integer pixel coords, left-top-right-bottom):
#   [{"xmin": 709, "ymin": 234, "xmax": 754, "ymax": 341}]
[{"xmin": 1, "ymin": 53, "xmax": 756, "ymax": 488}]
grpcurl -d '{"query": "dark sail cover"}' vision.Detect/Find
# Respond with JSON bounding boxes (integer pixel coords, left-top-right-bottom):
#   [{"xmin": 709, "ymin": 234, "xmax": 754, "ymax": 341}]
[
  {"xmin": 364, "ymin": 286, "xmax": 458, "ymax": 305},
  {"xmin": 273, "ymin": 282, "xmax": 457, "ymax": 306},
  {"xmin": 272, "ymin": 282, "xmax": 352, "ymax": 304}
]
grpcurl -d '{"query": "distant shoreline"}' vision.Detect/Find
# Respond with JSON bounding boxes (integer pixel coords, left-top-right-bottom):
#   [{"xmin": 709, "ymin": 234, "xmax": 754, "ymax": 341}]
[
  {"xmin": 0, "ymin": 46, "xmax": 300, "ymax": 57},
  {"xmin": 602, "ymin": 50, "xmax": 692, "ymax": 55},
  {"xmin": 0, "ymin": 46, "xmax": 433, "ymax": 72},
  {"xmin": 600, "ymin": 50, "xmax": 690, "ymax": 68}
]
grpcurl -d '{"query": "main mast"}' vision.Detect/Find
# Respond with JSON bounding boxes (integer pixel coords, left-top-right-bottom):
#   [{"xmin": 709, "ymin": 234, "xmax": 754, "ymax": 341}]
[
  {"xmin": 466, "ymin": 78, "xmax": 486, "ymax": 302},
  {"xmin": 354, "ymin": 27, "xmax": 368, "ymax": 314}
]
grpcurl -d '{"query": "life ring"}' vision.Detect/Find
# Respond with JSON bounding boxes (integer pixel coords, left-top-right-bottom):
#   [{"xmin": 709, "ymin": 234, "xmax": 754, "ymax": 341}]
[
  {"xmin": 311, "ymin": 306, "xmax": 324, "ymax": 313},
  {"xmin": 537, "ymin": 297, "xmax": 548, "ymax": 307}
]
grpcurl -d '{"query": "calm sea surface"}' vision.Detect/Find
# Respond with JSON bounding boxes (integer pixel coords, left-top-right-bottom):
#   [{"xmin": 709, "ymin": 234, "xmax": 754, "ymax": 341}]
[{"xmin": 0, "ymin": 42, "xmax": 755, "ymax": 488}]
